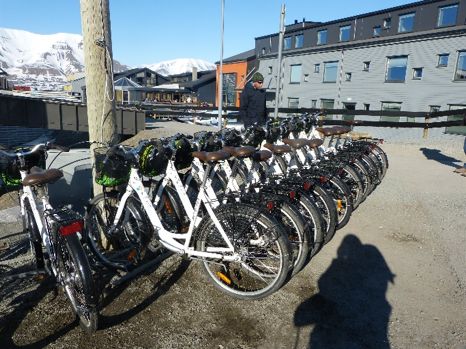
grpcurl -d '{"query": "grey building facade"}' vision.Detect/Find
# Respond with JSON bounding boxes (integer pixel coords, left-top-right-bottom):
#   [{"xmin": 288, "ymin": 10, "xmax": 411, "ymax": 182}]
[{"xmin": 255, "ymin": 0, "xmax": 466, "ymax": 116}]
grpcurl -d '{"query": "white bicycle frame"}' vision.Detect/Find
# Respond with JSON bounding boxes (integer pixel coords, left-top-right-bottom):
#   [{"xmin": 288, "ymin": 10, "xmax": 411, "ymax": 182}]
[
  {"xmin": 109, "ymin": 160, "xmax": 239, "ymax": 261},
  {"xmin": 19, "ymin": 169, "xmax": 58, "ymax": 276}
]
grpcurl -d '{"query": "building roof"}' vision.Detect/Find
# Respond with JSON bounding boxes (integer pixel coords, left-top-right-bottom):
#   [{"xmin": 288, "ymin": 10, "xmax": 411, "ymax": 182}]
[
  {"xmin": 256, "ymin": 0, "xmax": 446, "ymax": 39},
  {"xmin": 114, "ymin": 77, "xmax": 141, "ymax": 89},
  {"xmin": 181, "ymin": 71, "xmax": 216, "ymax": 89},
  {"xmin": 217, "ymin": 49, "xmax": 256, "ymax": 64},
  {"xmin": 0, "ymin": 67, "xmax": 8, "ymax": 76},
  {"xmin": 114, "ymin": 67, "xmax": 161, "ymax": 79}
]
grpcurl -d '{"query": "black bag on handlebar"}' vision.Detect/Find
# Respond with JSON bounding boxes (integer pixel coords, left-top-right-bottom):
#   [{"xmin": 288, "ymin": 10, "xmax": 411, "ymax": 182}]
[
  {"xmin": 94, "ymin": 147, "xmax": 130, "ymax": 187},
  {"xmin": 139, "ymin": 139, "xmax": 172, "ymax": 176},
  {"xmin": 0, "ymin": 148, "xmax": 46, "ymax": 191},
  {"xmin": 242, "ymin": 125, "xmax": 266, "ymax": 148}
]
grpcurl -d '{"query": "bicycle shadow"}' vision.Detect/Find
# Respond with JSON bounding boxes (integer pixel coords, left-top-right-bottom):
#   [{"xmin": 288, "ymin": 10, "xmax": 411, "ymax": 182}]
[
  {"xmin": 294, "ymin": 234, "xmax": 395, "ymax": 349},
  {"xmin": 96, "ymin": 255, "xmax": 190, "ymax": 330},
  {"xmin": 0, "ymin": 274, "xmax": 78, "ymax": 348},
  {"xmin": 419, "ymin": 147, "xmax": 464, "ymax": 169}
]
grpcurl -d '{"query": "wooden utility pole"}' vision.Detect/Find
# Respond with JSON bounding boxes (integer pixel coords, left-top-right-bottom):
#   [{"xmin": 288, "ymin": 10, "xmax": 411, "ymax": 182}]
[{"xmin": 80, "ymin": 0, "xmax": 117, "ymax": 194}]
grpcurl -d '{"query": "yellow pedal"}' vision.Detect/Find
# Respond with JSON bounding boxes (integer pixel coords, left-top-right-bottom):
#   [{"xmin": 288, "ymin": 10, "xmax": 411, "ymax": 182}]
[
  {"xmin": 336, "ymin": 199, "xmax": 343, "ymax": 212},
  {"xmin": 216, "ymin": 271, "xmax": 231, "ymax": 285},
  {"xmin": 127, "ymin": 249, "xmax": 137, "ymax": 262},
  {"xmin": 34, "ymin": 273, "xmax": 46, "ymax": 282}
]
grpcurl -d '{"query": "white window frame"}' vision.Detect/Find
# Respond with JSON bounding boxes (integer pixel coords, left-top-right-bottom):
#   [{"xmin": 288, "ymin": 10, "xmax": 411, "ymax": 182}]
[
  {"xmin": 437, "ymin": 4, "xmax": 458, "ymax": 27},
  {"xmin": 323, "ymin": 61, "xmax": 338, "ymax": 83},
  {"xmin": 339, "ymin": 25, "xmax": 351, "ymax": 42},
  {"xmin": 398, "ymin": 13, "xmax": 415, "ymax": 33},
  {"xmin": 317, "ymin": 29, "xmax": 327, "ymax": 45},
  {"xmin": 290, "ymin": 64, "xmax": 302, "ymax": 84}
]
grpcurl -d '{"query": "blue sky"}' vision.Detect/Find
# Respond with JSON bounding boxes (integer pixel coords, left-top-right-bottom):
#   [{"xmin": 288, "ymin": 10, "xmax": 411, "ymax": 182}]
[{"xmin": 0, "ymin": 0, "xmax": 413, "ymax": 67}]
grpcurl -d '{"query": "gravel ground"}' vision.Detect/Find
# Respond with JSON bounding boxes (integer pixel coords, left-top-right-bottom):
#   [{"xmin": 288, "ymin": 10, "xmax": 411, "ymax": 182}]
[{"xmin": 1, "ymin": 139, "xmax": 465, "ymax": 349}]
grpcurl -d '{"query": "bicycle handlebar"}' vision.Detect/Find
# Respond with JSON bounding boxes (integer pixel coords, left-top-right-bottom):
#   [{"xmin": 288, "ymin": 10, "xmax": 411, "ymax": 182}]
[{"xmin": 0, "ymin": 142, "xmax": 69, "ymax": 159}]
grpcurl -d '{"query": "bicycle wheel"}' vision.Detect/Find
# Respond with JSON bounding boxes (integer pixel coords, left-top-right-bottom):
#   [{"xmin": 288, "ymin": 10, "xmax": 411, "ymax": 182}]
[
  {"xmin": 85, "ymin": 192, "xmax": 152, "ymax": 270},
  {"xmin": 310, "ymin": 184, "xmax": 338, "ymax": 245},
  {"xmin": 323, "ymin": 176, "xmax": 353, "ymax": 230},
  {"xmin": 56, "ymin": 233, "xmax": 98, "ymax": 333},
  {"xmin": 340, "ymin": 164, "xmax": 365, "ymax": 209},
  {"xmin": 350, "ymin": 157, "xmax": 374, "ymax": 200},
  {"xmin": 23, "ymin": 201, "xmax": 44, "ymax": 269},
  {"xmin": 196, "ymin": 203, "xmax": 291, "ymax": 300},
  {"xmin": 295, "ymin": 193, "xmax": 325, "ymax": 257},
  {"xmin": 277, "ymin": 202, "xmax": 309, "ymax": 275}
]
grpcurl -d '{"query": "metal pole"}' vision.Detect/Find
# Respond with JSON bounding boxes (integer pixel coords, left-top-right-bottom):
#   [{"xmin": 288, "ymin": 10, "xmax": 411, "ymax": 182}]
[
  {"xmin": 217, "ymin": 0, "xmax": 225, "ymax": 129},
  {"xmin": 274, "ymin": 4, "xmax": 286, "ymax": 119}
]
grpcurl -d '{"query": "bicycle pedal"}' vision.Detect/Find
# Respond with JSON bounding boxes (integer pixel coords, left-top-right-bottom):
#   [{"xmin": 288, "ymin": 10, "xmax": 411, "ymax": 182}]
[
  {"xmin": 216, "ymin": 271, "xmax": 232, "ymax": 285},
  {"xmin": 127, "ymin": 249, "xmax": 138, "ymax": 262},
  {"xmin": 34, "ymin": 273, "xmax": 47, "ymax": 282}
]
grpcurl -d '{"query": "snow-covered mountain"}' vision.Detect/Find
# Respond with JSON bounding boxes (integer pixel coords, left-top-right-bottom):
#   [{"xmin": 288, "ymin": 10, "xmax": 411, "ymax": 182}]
[
  {"xmin": 0, "ymin": 28, "xmax": 215, "ymax": 91},
  {"xmin": 147, "ymin": 58, "xmax": 215, "ymax": 76},
  {"xmin": 0, "ymin": 27, "xmax": 128, "ymax": 91}
]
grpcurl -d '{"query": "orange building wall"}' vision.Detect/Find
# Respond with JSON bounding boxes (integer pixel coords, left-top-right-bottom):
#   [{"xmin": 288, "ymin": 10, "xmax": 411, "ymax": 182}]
[{"xmin": 216, "ymin": 61, "xmax": 248, "ymax": 107}]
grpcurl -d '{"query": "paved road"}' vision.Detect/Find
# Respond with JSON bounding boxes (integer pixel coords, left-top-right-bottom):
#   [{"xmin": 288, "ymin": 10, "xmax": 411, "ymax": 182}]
[{"xmin": 1, "ymin": 131, "xmax": 465, "ymax": 348}]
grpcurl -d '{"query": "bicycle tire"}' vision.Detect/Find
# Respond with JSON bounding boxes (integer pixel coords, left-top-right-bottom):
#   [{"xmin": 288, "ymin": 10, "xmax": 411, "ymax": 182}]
[
  {"xmin": 277, "ymin": 202, "xmax": 309, "ymax": 275},
  {"xmin": 85, "ymin": 192, "xmax": 152, "ymax": 270},
  {"xmin": 23, "ymin": 201, "xmax": 44, "ymax": 269},
  {"xmin": 196, "ymin": 203, "xmax": 291, "ymax": 300},
  {"xmin": 340, "ymin": 164, "xmax": 365, "ymax": 209},
  {"xmin": 309, "ymin": 184, "xmax": 338, "ymax": 245},
  {"xmin": 324, "ymin": 176, "xmax": 353, "ymax": 230},
  {"xmin": 295, "ymin": 193, "xmax": 325, "ymax": 257},
  {"xmin": 350, "ymin": 157, "xmax": 374, "ymax": 200},
  {"xmin": 56, "ymin": 233, "xmax": 98, "ymax": 333}
]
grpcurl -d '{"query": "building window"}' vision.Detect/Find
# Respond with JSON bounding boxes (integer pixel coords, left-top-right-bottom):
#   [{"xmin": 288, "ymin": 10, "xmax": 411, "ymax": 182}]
[
  {"xmin": 323, "ymin": 61, "xmax": 338, "ymax": 83},
  {"xmin": 317, "ymin": 30, "xmax": 327, "ymax": 45},
  {"xmin": 321, "ymin": 99, "xmax": 334, "ymax": 109},
  {"xmin": 381, "ymin": 102, "xmax": 402, "ymax": 122},
  {"xmin": 261, "ymin": 48, "xmax": 266, "ymax": 56},
  {"xmin": 345, "ymin": 72, "xmax": 352, "ymax": 81},
  {"xmin": 364, "ymin": 103, "xmax": 370, "ymax": 111},
  {"xmin": 438, "ymin": 54, "xmax": 449, "ymax": 67},
  {"xmin": 412, "ymin": 67, "xmax": 423, "ymax": 80},
  {"xmin": 284, "ymin": 37, "xmax": 292, "ymax": 50},
  {"xmin": 311, "ymin": 99, "xmax": 317, "ymax": 108},
  {"xmin": 268, "ymin": 66, "xmax": 273, "ymax": 75},
  {"xmin": 383, "ymin": 18, "xmax": 392, "ymax": 29},
  {"xmin": 386, "ymin": 56, "xmax": 408, "ymax": 82},
  {"xmin": 290, "ymin": 64, "xmax": 302, "ymax": 83},
  {"xmin": 288, "ymin": 97, "xmax": 299, "ymax": 108},
  {"xmin": 314, "ymin": 64, "xmax": 320, "ymax": 73},
  {"xmin": 222, "ymin": 73, "xmax": 237, "ymax": 107},
  {"xmin": 295, "ymin": 34, "xmax": 304, "ymax": 48},
  {"xmin": 373, "ymin": 26, "xmax": 381, "ymax": 37},
  {"xmin": 304, "ymin": 74, "xmax": 309, "ymax": 82},
  {"xmin": 339, "ymin": 25, "xmax": 351, "ymax": 42},
  {"xmin": 438, "ymin": 4, "xmax": 458, "ymax": 27},
  {"xmin": 363, "ymin": 61, "xmax": 371, "ymax": 71},
  {"xmin": 454, "ymin": 51, "xmax": 466, "ymax": 80},
  {"xmin": 398, "ymin": 13, "xmax": 415, "ymax": 33},
  {"xmin": 445, "ymin": 104, "xmax": 466, "ymax": 135}
]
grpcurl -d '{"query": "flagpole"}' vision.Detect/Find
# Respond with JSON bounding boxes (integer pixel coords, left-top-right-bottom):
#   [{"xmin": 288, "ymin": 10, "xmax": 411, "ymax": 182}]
[{"xmin": 217, "ymin": 0, "xmax": 225, "ymax": 129}]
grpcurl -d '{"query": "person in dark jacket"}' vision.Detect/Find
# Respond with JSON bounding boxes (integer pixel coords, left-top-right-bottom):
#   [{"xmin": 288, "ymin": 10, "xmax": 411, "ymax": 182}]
[{"xmin": 239, "ymin": 72, "xmax": 267, "ymax": 128}]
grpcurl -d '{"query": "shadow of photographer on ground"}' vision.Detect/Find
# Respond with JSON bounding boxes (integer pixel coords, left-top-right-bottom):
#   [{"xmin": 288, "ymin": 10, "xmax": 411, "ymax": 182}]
[{"xmin": 294, "ymin": 234, "xmax": 395, "ymax": 349}]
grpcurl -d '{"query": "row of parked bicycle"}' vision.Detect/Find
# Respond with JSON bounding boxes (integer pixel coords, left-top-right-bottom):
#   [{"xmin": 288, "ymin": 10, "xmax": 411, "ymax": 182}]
[{"xmin": 0, "ymin": 112, "xmax": 388, "ymax": 333}]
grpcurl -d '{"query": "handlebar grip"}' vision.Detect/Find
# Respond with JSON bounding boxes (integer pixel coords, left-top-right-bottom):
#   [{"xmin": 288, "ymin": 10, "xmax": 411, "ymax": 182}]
[{"xmin": 49, "ymin": 143, "xmax": 70, "ymax": 152}]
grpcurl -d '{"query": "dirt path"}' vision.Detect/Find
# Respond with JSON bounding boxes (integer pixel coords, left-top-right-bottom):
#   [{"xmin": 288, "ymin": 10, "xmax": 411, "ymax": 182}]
[{"xmin": 1, "ymin": 142, "xmax": 465, "ymax": 349}]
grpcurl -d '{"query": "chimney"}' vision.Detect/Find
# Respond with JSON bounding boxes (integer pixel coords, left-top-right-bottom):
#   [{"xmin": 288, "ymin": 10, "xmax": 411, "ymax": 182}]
[
  {"xmin": 294, "ymin": 19, "xmax": 298, "ymax": 24},
  {"xmin": 192, "ymin": 67, "xmax": 198, "ymax": 81}
]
